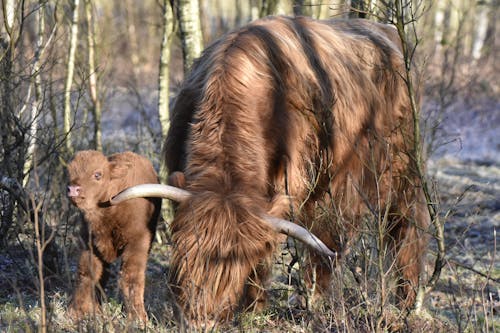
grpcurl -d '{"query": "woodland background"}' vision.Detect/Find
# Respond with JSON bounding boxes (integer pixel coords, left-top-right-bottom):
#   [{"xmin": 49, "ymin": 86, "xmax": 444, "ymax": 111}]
[{"xmin": 0, "ymin": 0, "xmax": 498, "ymax": 332}]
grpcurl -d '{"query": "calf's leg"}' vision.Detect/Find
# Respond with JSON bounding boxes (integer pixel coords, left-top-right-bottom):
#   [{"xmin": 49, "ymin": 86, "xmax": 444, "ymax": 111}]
[
  {"xmin": 119, "ymin": 235, "xmax": 151, "ymax": 322},
  {"xmin": 70, "ymin": 250, "xmax": 105, "ymax": 317}
]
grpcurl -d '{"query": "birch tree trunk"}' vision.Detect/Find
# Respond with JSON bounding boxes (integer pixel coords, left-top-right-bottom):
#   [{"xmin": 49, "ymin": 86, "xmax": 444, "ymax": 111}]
[
  {"xmin": 125, "ymin": 0, "xmax": 140, "ymax": 82},
  {"xmin": 350, "ymin": 0, "xmax": 366, "ymax": 18},
  {"xmin": 259, "ymin": 0, "xmax": 279, "ymax": 17},
  {"xmin": 84, "ymin": 0, "xmax": 102, "ymax": 151},
  {"xmin": 63, "ymin": 0, "xmax": 80, "ymax": 155},
  {"xmin": 433, "ymin": 0, "xmax": 451, "ymax": 55},
  {"xmin": 481, "ymin": 0, "xmax": 498, "ymax": 60},
  {"xmin": 22, "ymin": 0, "xmax": 46, "ymax": 186},
  {"xmin": 0, "ymin": 0, "xmax": 18, "ymax": 242},
  {"xmin": 250, "ymin": 0, "xmax": 260, "ymax": 21},
  {"xmin": 1, "ymin": 0, "xmax": 17, "ymax": 178},
  {"xmin": 293, "ymin": 0, "xmax": 313, "ymax": 17},
  {"xmin": 158, "ymin": 0, "xmax": 176, "ymax": 141},
  {"xmin": 471, "ymin": 1, "xmax": 489, "ymax": 60},
  {"xmin": 176, "ymin": 0, "xmax": 204, "ymax": 74}
]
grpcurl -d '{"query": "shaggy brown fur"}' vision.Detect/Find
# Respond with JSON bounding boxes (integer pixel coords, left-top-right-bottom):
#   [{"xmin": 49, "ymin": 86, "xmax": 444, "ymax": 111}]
[
  {"xmin": 67, "ymin": 150, "xmax": 161, "ymax": 322},
  {"xmin": 165, "ymin": 16, "xmax": 429, "ymax": 324}
]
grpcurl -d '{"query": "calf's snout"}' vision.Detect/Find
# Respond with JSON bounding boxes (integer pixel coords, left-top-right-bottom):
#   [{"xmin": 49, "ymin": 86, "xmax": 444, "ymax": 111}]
[{"xmin": 67, "ymin": 185, "xmax": 81, "ymax": 198}]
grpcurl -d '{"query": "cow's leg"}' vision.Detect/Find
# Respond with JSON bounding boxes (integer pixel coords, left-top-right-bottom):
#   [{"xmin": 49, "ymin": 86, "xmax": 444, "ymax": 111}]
[
  {"xmin": 70, "ymin": 250, "xmax": 105, "ymax": 318},
  {"xmin": 387, "ymin": 190, "xmax": 430, "ymax": 308},
  {"xmin": 294, "ymin": 227, "xmax": 340, "ymax": 308},
  {"xmin": 304, "ymin": 245, "xmax": 339, "ymax": 299},
  {"xmin": 120, "ymin": 235, "xmax": 150, "ymax": 322},
  {"xmin": 297, "ymin": 205, "xmax": 340, "ymax": 306},
  {"xmin": 242, "ymin": 260, "xmax": 272, "ymax": 313}
]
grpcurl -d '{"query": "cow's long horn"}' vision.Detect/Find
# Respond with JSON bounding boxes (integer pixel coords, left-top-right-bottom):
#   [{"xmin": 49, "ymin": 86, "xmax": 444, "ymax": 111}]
[
  {"xmin": 110, "ymin": 183, "xmax": 191, "ymax": 204},
  {"xmin": 263, "ymin": 215, "xmax": 337, "ymax": 258},
  {"xmin": 110, "ymin": 184, "xmax": 336, "ymax": 258}
]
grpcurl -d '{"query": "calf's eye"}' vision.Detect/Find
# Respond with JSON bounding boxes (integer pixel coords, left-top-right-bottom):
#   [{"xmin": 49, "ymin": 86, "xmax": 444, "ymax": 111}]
[{"xmin": 94, "ymin": 172, "xmax": 102, "ymax": 180}]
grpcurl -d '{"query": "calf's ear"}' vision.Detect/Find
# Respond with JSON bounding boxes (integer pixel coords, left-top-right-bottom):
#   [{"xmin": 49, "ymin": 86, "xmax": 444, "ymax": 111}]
[{"xmin": 109, "ymin": 161, "xmax": 132, "ymax": 179}]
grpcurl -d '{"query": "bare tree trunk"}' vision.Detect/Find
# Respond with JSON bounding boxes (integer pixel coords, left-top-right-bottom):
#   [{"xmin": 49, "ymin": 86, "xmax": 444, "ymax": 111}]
[
  {"xmin": 383, "ymin": 0, "xmax": 395, "ymax": 22},
  {"xmin": 84, "ymin": 0, "xmax": 102, "ymax": 151},
  {"xmin": 235, "ymin": 0, "xmax": 245, "ymax": 26},
  {"xmin": 350, "ymin": 0, "xmax": 366, "ymax": 18},
  {"xmin": 368, "ymin": 0, "xmax": 377, "ymax": 12},
  {"xmin": 0, "ymin": 0, "xmax": 16, "ymax": 174},
  {"xmin": 250, "ymin": 0, "xmax": 260, "ymax": 21},
  {"xmin": 365, "ymin": 0, "xmax": 381, "ymax": 19},
  {"xmin": 0, "ymin": 0, "xmax": 23, "ymax": 244},
  {"xmin": 481, "ymin": 0, "xmax": 498, "ymax": 60},
  {"xmin": 293, "ymin": 0, "xmax": 314, "ymax": 17},
  {"xmin": 471, "ymin": 1, "xmax": 489, "ymax": 60},
  {"xmin": 176, "ymin": 0, "xmax": 204, "ymax": 74},
  {"xmin": 22, "ymin": 0, "xmax": 46, "ymax": 186},
  {"xmin": 158, "ymin": 0, "xmax": 176, "ymax": 142},
  {"xmin": 125, "ymin": 0, "xmax": 140, "ymax": 82},
  {"xmin": 199, "ymin": 0, "xmax": 210, "ymax": 45},
  {"xmin": 259, "ymin": 0, "xmax": 279, "ymax": 17},
  {"xmin": 433, "ymin": 0, "xmax": 452, "ymax": 56},
  {"xmin": 63, "ymin": 0, "xmax": 80, "ymax": 155}
]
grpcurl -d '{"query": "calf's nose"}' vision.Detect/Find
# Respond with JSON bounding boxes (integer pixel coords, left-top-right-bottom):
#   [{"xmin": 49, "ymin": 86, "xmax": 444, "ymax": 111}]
[{"xmin": 67, "ymin": 185, "xmax": 81, "ymax": 198}]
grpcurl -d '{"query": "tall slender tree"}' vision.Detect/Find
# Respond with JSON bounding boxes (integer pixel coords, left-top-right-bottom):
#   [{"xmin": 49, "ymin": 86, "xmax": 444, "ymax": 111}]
[
  {"xmin": 481, "ymin": 0, "xmax": 498, "ymax": 60},
  {"xmin": 176, "ymin": 0, "xmax": 204, "ymax": 74},
  {"xmin": 259, "ymin": 0, "xmax": 279, "ymax": 16},
  {"xmin": 22, "ymin": 0, "xmax": 46, "ymax": 186},
  {"xmin": 84, "ymin": 0, "xmax": 102, "ymax": 151},
  {"xmin": 63, "ymin": 0, "xmax": 80, "ymax": 155},
  {"xmin": 158, "ymin": 0, "xmax": 176, "ymax": 142},
  {"xmin": 0, "ymin": 0, "xmax": 19, "ymax": 243},
  {"xmin": 350, "ymin": 0, "xmax": 367, "ymax": 18},
  {"xmin": 293, "ymin": 0, "xmax": 313, "ymax": 17},
  {"xmin": 125, "ymin": 0, "xmax": 141, "ymax": 82},
  {"xmin": 471, "ymin": 0, "xmax": 489, "ymax": 60}
]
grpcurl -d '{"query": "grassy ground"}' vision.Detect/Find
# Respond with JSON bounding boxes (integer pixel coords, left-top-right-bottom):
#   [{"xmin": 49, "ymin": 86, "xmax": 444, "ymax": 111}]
[
  {"xmin": 0, "ymin": 155, "xmax": 498, "ymax": 332},
  {"xmin": 424, "ymin": 158, "xmax": 499, "ymax": 332}
]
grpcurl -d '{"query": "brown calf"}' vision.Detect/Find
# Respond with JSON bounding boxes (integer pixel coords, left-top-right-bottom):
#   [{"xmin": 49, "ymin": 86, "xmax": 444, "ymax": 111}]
[{"xmin": 67, "ymin": 150, "xmax": 161, "ymax": 322}]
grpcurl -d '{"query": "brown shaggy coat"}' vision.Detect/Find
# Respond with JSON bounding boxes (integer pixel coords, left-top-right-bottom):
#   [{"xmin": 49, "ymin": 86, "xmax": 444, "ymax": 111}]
[
  {"xmin": 165, "ymin": 16, "xmax": 429, "ymax": 323},
  {"xmin": 67, "ymin": 150, "xmax": 161, "ymax": 321}
]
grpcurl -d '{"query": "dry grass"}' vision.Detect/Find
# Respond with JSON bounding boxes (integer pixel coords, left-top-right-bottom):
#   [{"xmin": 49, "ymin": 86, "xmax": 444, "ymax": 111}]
[{"xmin": 1, "ymin": 158, "xmax": 498, "ymax": 332}]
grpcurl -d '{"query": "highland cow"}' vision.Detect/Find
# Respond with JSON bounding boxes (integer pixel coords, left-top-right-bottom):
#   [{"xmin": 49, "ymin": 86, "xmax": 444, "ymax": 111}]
[
  {"xmin": 67, "ymin": 150, "xmax": 161, "ymax": 322},
  {"xmin": 112, "ymin": 16, "xmax": 430, "ymax": 325}
]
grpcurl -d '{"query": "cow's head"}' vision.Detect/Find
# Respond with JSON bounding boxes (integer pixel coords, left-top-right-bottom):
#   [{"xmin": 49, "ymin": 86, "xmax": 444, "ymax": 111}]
[{"xmin": 109, "ymin": 178, "xmax": 336, "ymax": 322}]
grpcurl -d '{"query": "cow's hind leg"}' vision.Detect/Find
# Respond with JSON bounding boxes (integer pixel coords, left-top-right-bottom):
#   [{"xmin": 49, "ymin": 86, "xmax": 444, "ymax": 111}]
[
  {"xmin": 388, "ymin": 191, "xmax": 429, "ymax": 308},
  {"xmin": 70, "ymin": 250, "xmax": 105, "ymax": 318},
  {"xmin": 120, "ymin": 235, "xmax": 150, "ymax": 322}
]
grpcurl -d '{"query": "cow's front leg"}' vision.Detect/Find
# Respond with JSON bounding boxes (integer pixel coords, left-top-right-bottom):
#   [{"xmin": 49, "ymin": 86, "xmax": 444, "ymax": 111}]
[{"xmin": 242, "ymin": 260, "xmax": 272, "ymax": 313}]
